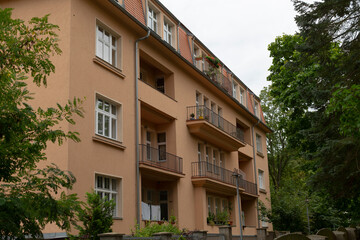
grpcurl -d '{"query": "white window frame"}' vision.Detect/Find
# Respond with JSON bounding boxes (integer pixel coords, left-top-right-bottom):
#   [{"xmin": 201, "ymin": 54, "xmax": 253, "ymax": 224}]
[
  {"xmin": 147, "ymin": 6, "xmax": 158, "ymax": 33},
  {"xmin": 96, "ymin": 24, "xmax": 118, "ymax": 67},
  {"xmin": 254, "ymin": 101, "xmax": 259, "ymax": 117},
  {"xmin": 240, "ymin": 88, "xmax": 245, "ymax": 105},
  {"xmin": 95, "ymin": 174, "xmax": 120, "ymax": 216},
  {"xmin": 232, "ymin": 81, "xmax": 238, "ymax": 99},
  {"xmin": 163, "ymin": 21, "xmax": 172, "ymax": 45},
  {"xmin": 258, "ymin": 170, "xmax": 264, "ymax": 190},
  {"xmin": 256, "ymin": 134, "xmax": 262, "ymax": 153},
  {"xmin": 95, "ymin": 97, "xmax": 119, "ymax": 140}
]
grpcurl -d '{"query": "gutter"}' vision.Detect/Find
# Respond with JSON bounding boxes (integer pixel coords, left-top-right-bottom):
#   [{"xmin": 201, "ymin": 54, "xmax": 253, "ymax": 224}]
[
  {"xmin": 251, "ymin": 93, "xmax": 262, "ymax": 228},
  {"xmin": 135, "ymin": 28, "xmax": 151, "ymax": 225}
]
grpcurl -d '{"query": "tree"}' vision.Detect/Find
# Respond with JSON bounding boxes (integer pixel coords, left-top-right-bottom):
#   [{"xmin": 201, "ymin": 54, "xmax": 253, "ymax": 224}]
[
  {"xmin": 71, "ymin": 192, "xmax": 115, "ymax": 240},
  {"xmin": 260, "ymin": 87, "xmax": 292, "ymax": 190},
  {"xmin": 0, "ymin": 8, "xmax": 83, "ymax": 239},
  {"xmin": 266, "ymin": 0, "xmax": 360, "ymax": 225}
]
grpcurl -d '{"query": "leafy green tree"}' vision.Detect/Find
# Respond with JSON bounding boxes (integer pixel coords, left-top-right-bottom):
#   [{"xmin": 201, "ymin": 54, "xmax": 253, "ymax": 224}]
[
  {"xmin": 72, "ymin": 192, "xmax": 115, "ymax": 240},
  {"xmin": 260, "ymin": 87, "xmax": 293, "ymax": 190},
  {"xmin": 0, "ymin": 8, "xmax": 83, "ymax": 239},
  {"xmin": 266, "ymin": 0, "xmax": 360, "ymax": 226}
]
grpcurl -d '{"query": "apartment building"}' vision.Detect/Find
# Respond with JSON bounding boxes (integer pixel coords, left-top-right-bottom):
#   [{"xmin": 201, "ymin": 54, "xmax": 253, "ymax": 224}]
[{"xmin": 2, "ymin": 0, "xmax": 272, "ymax": 236}]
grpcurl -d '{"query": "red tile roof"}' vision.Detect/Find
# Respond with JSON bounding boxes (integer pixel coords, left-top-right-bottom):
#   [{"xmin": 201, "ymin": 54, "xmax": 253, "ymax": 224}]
[
  {"xmin": 125, "ymin": 0, "xmax": 146, "ymax": 25},
  {"xmin": 178, "ymin": 27, "xmax": 193, "ymax": 63}
]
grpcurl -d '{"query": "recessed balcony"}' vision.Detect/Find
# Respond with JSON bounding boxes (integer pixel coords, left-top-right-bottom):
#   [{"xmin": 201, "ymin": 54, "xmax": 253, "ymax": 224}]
[
  {"xmin": 139, "ymin": 144, "xmax": 184, "ymax": 181},
  {"xmin": 186, "ymin": 105, "xmax": 246, "ymax": 151}
]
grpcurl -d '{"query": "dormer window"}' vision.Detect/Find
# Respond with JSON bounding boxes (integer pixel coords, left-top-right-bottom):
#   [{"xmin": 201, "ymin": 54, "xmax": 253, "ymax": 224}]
[
  {"xmin": 254, "ymin": 101, "xmax": 259, "ymax": 117},
  {"xmin": 148, "ymin": 7, "xmax": 157, "ymax": 33},
  {"xmin": 163, "ymin": 21, "xmax": 172, "ymax": 45}
]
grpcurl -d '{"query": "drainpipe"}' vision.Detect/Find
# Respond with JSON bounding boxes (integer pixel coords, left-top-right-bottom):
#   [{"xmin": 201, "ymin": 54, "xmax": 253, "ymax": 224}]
[
  {"xmin": 252, "ymin": 120, "xmax": 261, "ymax": 228},
  {"xmin": 135, "ymin": 29, "xmax": 150, "ymax": 225},
  {"xmin": 250, "ymin": 93, "xmax": 261, "ymax": 228}
]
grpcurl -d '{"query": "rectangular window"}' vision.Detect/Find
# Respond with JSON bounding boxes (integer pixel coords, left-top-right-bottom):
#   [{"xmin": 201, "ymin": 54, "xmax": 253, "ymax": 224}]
[
  {"xmin": 158, "ymin": 133, "xmax": 166, "ymax": 161},
  {"xmin": 163, "ymin": 21, "xmax": 172, "ymax": 45},
  {"xmin": 240, "ymin": 88, "xmax": 245, "ymax": 105},
  {"xmin": 156, "ymin": 78, "xmax": 165, "ymax": 93},
  {"xmin": 206, "ymin": 147, "xmax": 211, "ymax": 172},
  {"xmin": 254, "ymin": 101, "xmax": 259, "ymax": 117},
  {"xmin": 148, "ymin": 7, "xmax": 157, "ymax": 32},
  {"xmin": 208, "ymin": 197, "xmax": 213, "ymax": 215},
  {"xmin": 96, "ymin": 98, "xmax": 119, "ymax": 140},
  {"xmin": 258, "ymin": 170, "xmax": 264, "ymax": 190},
  {"xmin": 256, "ymin": 134, "xmax": 262, "ymax": 153},
  {"xmin": 146, "ymin": 131, "xmax": 152, "ymax": 160},
  {"xmin": 96, "ymin": 25, "xmax": 117, "ymax": 66},
  {"xmin": 232, "ymin": 81, "xmax": 238, "ymax": 99},
  {"xmin": 198, "ymin": 143, "xmax": 202, "ymax": 162},
  {"xmin": 95, "ymin": 175, "xmax": 120, "ymax": 216}
]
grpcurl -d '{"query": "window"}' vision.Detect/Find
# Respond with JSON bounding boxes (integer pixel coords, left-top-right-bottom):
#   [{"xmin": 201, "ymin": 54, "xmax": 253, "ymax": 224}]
[
  {"xmin": 232, "ymin": 81, "xmax": 238, "ymax": 99},
  {"xmin": 156, "ymin": 78, "xmax": 165, "ymax": 93},
  {"xmin": 95, "ymin": 175, "xmax": 120, "ymax": 216},
  {"xmin": 256, "ymin": 134, "xmax": 262, "ymax": 153},
  {"xmin": 163, "ymin": 21, "xmax": 172, "ymax": 45},
  {"xmin": 258, "ymin": 170, "xmax": 264, "ymax": 190},
  {"xmin": 96, "ymin": 25, "xmax": 117, "ymax": 66},
  {"xmin": 158, "ymin": 133, "xmax": 166, "ymax": 161},
  {"xmin": 198, "ymin": 143, "xmax": 202, "ymax": 162},
  {"xmin": 254, "ymin": 101, "xmax": 259, "ymax": 117},
  {"xmin": 147, "ymin": 7, "xmax": 157, "ymax": 32},
  {"xmin": 206, "ymin": 147, "xmax": 211, "ymax": 172},
  {"xmin": 96, "ymin": 98, "xmax": 119, "ymax": 140},
  {"xmin": 240, "ymin": 88, "xmax": 245, "ymax": 105},
  {"xmin": 208, "ymin": 197, "xmax": 213, "ymax": 214},
  {"xmin": 146, "ymin": 131, "xmax": 152, "ymax": 160}
]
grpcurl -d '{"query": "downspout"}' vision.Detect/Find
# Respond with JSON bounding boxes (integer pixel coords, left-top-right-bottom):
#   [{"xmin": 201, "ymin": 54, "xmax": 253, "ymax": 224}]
[
  {"xmin": 135, "ymin": 29, "xmax": 150, "ymax": 225},
  {"xmin": 251, "ymin": 94, "xmax": 261, "ymax": 228}
]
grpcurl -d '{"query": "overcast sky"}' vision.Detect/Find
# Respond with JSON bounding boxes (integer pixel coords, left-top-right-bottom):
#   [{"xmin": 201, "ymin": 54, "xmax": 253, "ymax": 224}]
[{"xmin": 159, "ymin": 0, "xmax": 300, "ymax": 96}]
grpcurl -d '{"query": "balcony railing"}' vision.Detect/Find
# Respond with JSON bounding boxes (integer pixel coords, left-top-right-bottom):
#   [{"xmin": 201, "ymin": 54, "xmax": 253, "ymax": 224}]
[
  {"xmin": 240, "ymin": 179, "xmax": 257, "ymax": 196},
  {"xmin": 192, "ymin": 161, "xmax": 237, "ymax": 186},
  {"xmin": 187, "ymin": 105, "xmax": 245, "ymax": 143},
  {"xmin": 191, "ymin": 161, "xmax": 257, "ymax": 195},
  {"xmin": 196, "ymin": 57, "xmax": 233, "ymax": 97},
  {"xmin": 139, "ymin": 144, "xmax": 183, "ymax": 174}
]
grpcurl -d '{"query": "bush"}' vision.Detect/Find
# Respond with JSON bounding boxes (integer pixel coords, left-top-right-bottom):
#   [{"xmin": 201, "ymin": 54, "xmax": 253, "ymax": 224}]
[{"xmin": 132, "ymin": 221, "xmax": 182, "ymax": 237}]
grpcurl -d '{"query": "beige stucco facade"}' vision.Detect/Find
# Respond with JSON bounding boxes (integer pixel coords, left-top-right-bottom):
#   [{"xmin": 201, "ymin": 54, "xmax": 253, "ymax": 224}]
[{"xmin": 1, "ymin": 0, "xmax": 272, "ymax": 236}]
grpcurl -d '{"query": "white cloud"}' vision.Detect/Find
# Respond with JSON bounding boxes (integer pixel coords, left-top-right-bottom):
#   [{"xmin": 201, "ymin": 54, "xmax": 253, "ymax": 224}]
[{"xmin": 159, "ymin": 0, "xmax": 300, "ymax": 96}]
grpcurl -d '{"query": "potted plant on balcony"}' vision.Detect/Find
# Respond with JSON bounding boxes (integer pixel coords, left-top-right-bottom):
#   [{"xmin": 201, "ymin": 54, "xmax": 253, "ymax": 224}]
[
  {"xmin": 198, "ymin": 108, "xmax": 204, "ymax": 119},
  {"xmin": 190, "ymin": 113, "xmax": 195, "ymax": 120},
  {"xmin": 215, "ymin": 210, "xmax": 230, "ymax": 225},
  {"xmin": 207, "ymin": 212, "xmax": 216, "ymax": 226},
  {"xmin": 205, "ymin": 56, "xmax": 221, "ymax": 81}
]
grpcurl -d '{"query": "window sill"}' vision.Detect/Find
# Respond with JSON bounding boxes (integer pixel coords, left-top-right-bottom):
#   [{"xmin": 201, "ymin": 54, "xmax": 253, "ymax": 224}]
[
  {"xmin": 93, "ymin": 57, "xmax": 125, "ymax": 79},
  {"xmin": 92, "ymin": 135, "xmax": 126, "ymax": 150},
  {"xmin": 112, "ymin": 217, "xmax": 123, "ymax": 220},
  {"xmin": 257, "ymin": 151, "xmax": 264, "ymax": 158},
  {"xmin": 259, "ymin": 188, "xmax": 267, "ymax": 194}
]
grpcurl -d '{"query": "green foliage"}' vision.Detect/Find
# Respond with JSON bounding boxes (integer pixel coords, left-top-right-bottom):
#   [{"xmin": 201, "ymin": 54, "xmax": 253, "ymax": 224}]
[
  {"xmin": 266, "ymin": 0, "xmax": 360, "ymax": 227},
  {"xmin": 132, "ymin": 221, "xmax": 183, "ymax": 237},
  {"xmin": 71, "ymin": 192, "xmax": 115, "ymax": 240},
  {"xmin": 0, "ymin": 8, "xmax": 83, "ymax": 239}
]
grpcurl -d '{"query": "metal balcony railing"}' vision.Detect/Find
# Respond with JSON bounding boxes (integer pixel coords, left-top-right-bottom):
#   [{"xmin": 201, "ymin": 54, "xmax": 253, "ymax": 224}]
[
  {"xmin": 187, "ymin": 105, "xmax": 245, "ymax": 143},
  {"xmin": 139, "ymin": 144, "xmax": 183, "ymax": 174},
  {"xmin": 195, "ymin": 57, "xmax": 234, "ymax": 97},
  {"xmin": 192, "ymin": 161, "xmax": 237, "ymax": 186},
  {"xmin": 239, "ymin": 179, "xmax": 258, "ymax": 196},
  {"xmin": 191, "ymin": 161, "xmax": 257, "ymax": 195}
]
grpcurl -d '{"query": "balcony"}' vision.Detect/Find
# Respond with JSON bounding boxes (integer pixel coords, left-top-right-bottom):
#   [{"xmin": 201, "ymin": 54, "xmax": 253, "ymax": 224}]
[
  {"xmin": 139, "ymin": 144, "xmax": 184, "ymax": 180},
  {"xmin": 191, "ymin": 161, "xmax": 257, "ymax": 196},
  {"xmin": 196, "ymin": 56, "xmax": 233, "ymax": 97},
  {"xmin": 240, "ymin": 179, "xmax": 257, "ymax": 196},
  {"xmin": 186, "ymin": 106, "xmax": 246, "ymax": 151}
]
